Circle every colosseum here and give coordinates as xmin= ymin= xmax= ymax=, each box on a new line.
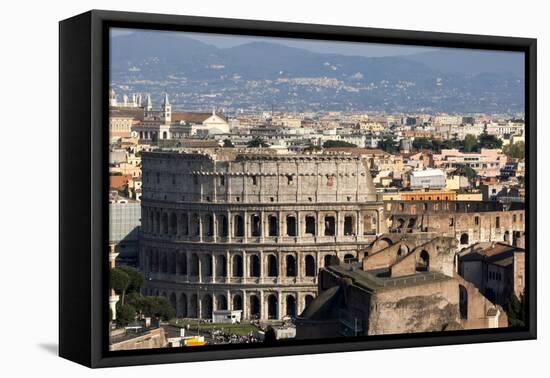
xmin=138 ymin=150 xmax=385 ymax=321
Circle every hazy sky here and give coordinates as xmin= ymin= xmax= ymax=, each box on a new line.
xmin=110 ymin=28 xmax=437 ymax=57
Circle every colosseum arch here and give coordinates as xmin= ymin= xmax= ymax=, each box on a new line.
xmin=324 ymin=215 xmax=336 ymax=236
xmin=178 ymin=293 xmax=187 ymax=318
xmin=249 ymin=255 xmax=261 ymax=277
xmin=189 ymin=254 xmax=199 ymax=276
xmin=267 ymin=294 xmax=278 ymax=320
xmin=343 ymin=253 xmax=355 ymax=263
xmin=168 ymin=252 xmax=176 ymax=274
xmin=234 ymin=214 xmax=244 ymax=237
xmin=204 ymin=214 xmax=214 ymax=237
xmin=216 ymin=255 xmax=227 ymax=277
xmin=304 ymin=294 xmax=315 ymax=309
xmin=363 ymin=213 xmax=377 ymax=235
xmin=250 ymin=294 xmax=260 ymax=318
xmin=343 ymin=214 xmax=356 ymax=236
xmin=202 ymin=294 xmax=213 ymax=319
xmin=286 ymin=255 xmax=297 ymax=277
xmin=323 ymin=254 xmax=335 ymax=267
xmin=286 ymin=295 xmax=297 ymax=317
xmin=161 ymin=213 xmax=169 ymax=235
xmin=286 ymin=214 xmax=297 ymax=237
xmin=160 ymin=252 xmax=168 ymax=273
xmin=216 ymin=294 xmax=228 ymax=310
xmin=232 ymin=255 xmax=243 ymax=277
xmin=148 ymin=211 xmax=154 ymax=233
xmin=395 ymin=217 xmax=405 ymax=231
xmin=180 ymin=213 xmax=188 ymax=235
xmin=267 ymin=214 xmax=278 ymax=236
xmin=305 ymin=255 xmax=316 ymax=277
xmin=154 ymin=212 xmax=160 ymax=234
xmin=267 ymin=255 xmax=278 ymax=277
xmin=232 ymin=294 xmax=243 ymax=311
xmin=305 ymin=214 xmax=316 ymax=235
xmin=177 ymin=252 xmax=187 ymax=275
xmin=201 ymin=254 xmax=212 ymax=278
xmin=189 ymin=294 xmax=198 ymax=318
xmin=191 ymin=214 xmax=201 ymax=236
xmin=416 ymin=250 xmax=430 ymax=272
xmin=218 ymin=214 xmax=228 ymax=237
xmin=251 ymin=214 xmax=261 ymax=237
xmin=169 ymin=213 xmax=178 ymax=235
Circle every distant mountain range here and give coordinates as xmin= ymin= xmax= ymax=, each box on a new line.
xmin=110 ymin=32 xmax=525 ymax=114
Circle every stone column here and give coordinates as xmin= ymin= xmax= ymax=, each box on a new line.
xmin=212 ymin=213 xmax=217 ymax=242
xmin=227 ymin=210 xmax=232 ymax=243
xmin=243 ymin=252 xmax=248 ymax=281
xmin=227 ymin=250 xmax=232 ymax=282
xmin=212 ymin=254 xmax=217 ymax=282
xmin=242 ymin=290 xmax=248 ymax=320
xmin=198 ymin=257 xmax=202 ymax=283
xmin=260 ymin=291 xmax=265 ymax=320
xmin=277 ymin=292 xmax=283 ymax=320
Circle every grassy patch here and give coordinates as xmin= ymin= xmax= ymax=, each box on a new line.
xmin=170 ymin=319 xmax=258 ymax=336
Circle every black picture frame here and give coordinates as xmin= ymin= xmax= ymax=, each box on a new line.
xmin=59 ymin=9 xmax=537 ymax=368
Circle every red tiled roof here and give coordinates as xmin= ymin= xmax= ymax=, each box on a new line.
xmin=110 ymin=174 xmax=133 ymax=190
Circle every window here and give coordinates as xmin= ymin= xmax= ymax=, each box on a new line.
xmin=286 ymin=215 xmax=297 ymax=237
xmin=305 ymin=216 xmax=316 ymax=235
xmin=475 ymin=216 xmax=480 ymax=226
xmin=220 ymin=176 xmax=225 ymax=186
xmin=496 ymin=216 xmax=501 ymax=228
xmin=324 ymin=216 xmax=336 ymax=236
xmin=287 ymin=175 xmax=293 ymax=185
xmin=268 ymin=215 xmax=278 ymax=236
xmin=252 ymin=176 xmax=257 ymax=186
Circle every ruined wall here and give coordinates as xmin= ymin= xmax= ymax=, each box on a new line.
xmin=390 ymin=237 xmax=457 ymax=278
xmin=368 ymin=279 xmax=461 ymax=335
xmin=386 ymin=200 xmax=525 ymax=248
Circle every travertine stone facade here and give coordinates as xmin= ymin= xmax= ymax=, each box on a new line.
xmin=139 ymin=151 xmax=385 ymax=321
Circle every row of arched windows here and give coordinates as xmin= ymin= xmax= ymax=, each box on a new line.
xmin=147 ymin=289 xmax=316 ymax=319
xmin=142 ymin=250 xmax=345 ymax=279
xmin=142 ymin=208 xmax=379 ymax=239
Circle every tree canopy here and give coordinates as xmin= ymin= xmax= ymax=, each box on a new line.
xmin=129 ymin=296 xmax=176 ymax=320
xmin=378 ymin=137 xmax=398 ymax=154
xmin=247 ymin=137 xmax=270 ymax=148
xmin=322 ymin=140 xmax=357 ymax=148
xmin=503 ymin=141 xmax=525 ymax=159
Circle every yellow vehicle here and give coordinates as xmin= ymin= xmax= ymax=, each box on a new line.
xmin=183 ymin=336 xmax=207 ymax=347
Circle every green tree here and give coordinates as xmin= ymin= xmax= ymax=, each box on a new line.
xmin=322 ymin=140 xmax=357 ymax=148
xmin=453 ymin=164 xmax=477 ymax=181
xmin=110 ymin=268 xmax=130 ymax=305
xmin=503 ymin=141 xmax=525 ymax=159
xmin=116 ymin=303 xmax=136 ymax=326
xmin=378 ymin=137 xmax=398 ymax=154
xmin=118 ymin=266 xmax=145 ymax=294
xmin=463 ymin=134 xmax=478 ymax=152
xmin=133 ymin=296 xmax=176 ymax=320
xmin=412 ymin=137 xmax=433 ymax=150
xmin=504 ymin=294 xmax=526 ymax=328
xmin=477 ymin=132 xmax=503 ymax=149
xmin=247 ymin=137 xmax=269 ymax=148
xmin=222 ymin=139 xmax=234 ymax=148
